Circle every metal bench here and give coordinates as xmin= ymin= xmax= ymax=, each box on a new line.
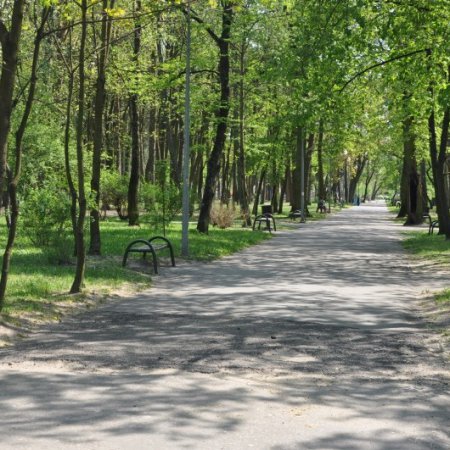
xmin=423 ymin=213 xmax=439 ymax=235
xmin=288 ymin=209 xmax=305 ymax=222
xmin=252 ymin=213 xmax=276 ymax=233
xmin=122 ymin=236 xmax=175 ymax=274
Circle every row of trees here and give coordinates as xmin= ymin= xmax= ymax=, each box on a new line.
xmin=0 ymin=0 xmax=449 ymax=307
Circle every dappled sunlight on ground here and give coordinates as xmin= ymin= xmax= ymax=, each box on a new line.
xmin=0 ymin=205 xmax=449 ymax=449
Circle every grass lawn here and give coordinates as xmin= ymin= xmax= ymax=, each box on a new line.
xmin=402 ymin=231 xmax=450 ymax=306
xmin=0 ymin=215 xmax=271 ymax=325
xmin=0 ymin=200 xmax=343 ymax=329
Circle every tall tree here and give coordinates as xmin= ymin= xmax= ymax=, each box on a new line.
xmin=127 ymin=0 xmax=142 ymax=226
xmin=0 ymin=4 xmax=50 ymax=307
xmin=70 ymin=0 xmax=89 ymax=293
xmin=191 ymin=1 xmax=234 ymax=233
xmin=89 ymin=0 xmax=115 ymax=254
xmin=0 ymin=0 xmax=25 ymax=203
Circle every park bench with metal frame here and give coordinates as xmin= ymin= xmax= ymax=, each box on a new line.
xmin=122 ymin=236 xmax=175 ymax=274
xmin=252 ymin=213 xmax=276 ymax=233
xmin=288 ymin=209 xmax=306 ymax=222
xmin=423 ymin=213 xmax=439 ymax=235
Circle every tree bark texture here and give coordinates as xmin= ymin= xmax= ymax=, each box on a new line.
xmin=402 ymin=117 xmax=424 ymax=225
xmin=89 ymin=0 xmax=114 ymax=255
xmin=127 ymin=0 xmax=142 ymax=226
xmin=0 ymin=0 xmax=25 ymax=202
xmin=196 ymin=2 xmax=233 ymax=233
xmin=317 ymin=121 xmax=326 ymax=201
xmin=70 ymin=0 xmax=88 ymax=294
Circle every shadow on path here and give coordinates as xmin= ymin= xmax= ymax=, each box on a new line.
xmin=0 ymin=204 xmax=448 ymax=449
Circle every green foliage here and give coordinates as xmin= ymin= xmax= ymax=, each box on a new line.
xmin=21 ymin=183 xmax=72 ymax=248
xmin=100 ymin=170 xmax=129 ymax=217
xmin=140 ymin=181 xmax=182 ymax=232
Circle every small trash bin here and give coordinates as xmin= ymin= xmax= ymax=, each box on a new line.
xmin=261 ymin=205 xmax=272 ymax=215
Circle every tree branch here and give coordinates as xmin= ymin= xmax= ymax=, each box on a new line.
xmin=183 ymin=7 xmax=221 ymax=44
xmin=339 ymin=48 xmax=429 ymax=93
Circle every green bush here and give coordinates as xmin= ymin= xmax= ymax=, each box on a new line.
xmin=100 ymin=170 xmax=129 ymax=219
xmin=21 ymin=184 xmax=73 ymax=263
xmin=140 ymin=181 xmax=181 ymax=232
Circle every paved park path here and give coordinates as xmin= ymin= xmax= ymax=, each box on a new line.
xmin=0 ymin=204 xmax=449 ymax=449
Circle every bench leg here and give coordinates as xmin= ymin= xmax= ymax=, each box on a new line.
xmin=122 ymin=251 xmax=129 ymax=267
xmin=148 ymin=247 xmax=158 ymax=274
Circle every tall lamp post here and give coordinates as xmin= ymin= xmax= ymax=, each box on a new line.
xmin=181 ymin=1 xmax=191 ymax=256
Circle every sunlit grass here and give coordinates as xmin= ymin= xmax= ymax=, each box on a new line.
xmin=402 ymin=231 xmax=450 ymax=336
xmin=0 ymin=216 xmax=270 ymax=321
xmin=435 ymin=289 xmax=450 ymax=305
xmin=402 ymin=231 xmax=450 ymax=265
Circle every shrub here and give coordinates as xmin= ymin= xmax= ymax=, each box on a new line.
xmin=21 ymin=184 xmax=73 ymax=263
xmin=210 ymin=205 xmax=236 ymax=229
xmin=100 ymin=170 xmax=129 ymax=219
xmin=141 ymin=181 xmax=181 ymax=232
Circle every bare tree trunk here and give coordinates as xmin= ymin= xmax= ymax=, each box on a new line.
xmin=291 ymin=127 xmax=304 ymax=211
xmin=70 ymin=0 xmax=88 ymax=293
xmin=195 ymin=3 xmax=233 ymax=233
xmin=127 ymin=0 xmax=142 ymax=226
xmin=402 ymin=117 xmax=424 ymax=225
xmin=89 ymin=0 xmax=114 ymax=255
xmin=252 ymin=169 xmax=266 ymax=216
xmin=0 ymin=0 xmax=25 ymax=203
xmin=348 ymin=155 xmax=367 ymax=203
xmin=317 ymin=120 xmax=326 ymax=201
xmin=362 ymin=162 xmax=375 ymax=203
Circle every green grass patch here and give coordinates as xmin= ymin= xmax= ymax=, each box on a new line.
xmin=0 ymin=217 xmax=270 ymax=322
xmin=402 ymin=230 xmax=450 ymax=338
xmin=435 ymin=289 xmax=450 ymax=305
xmin=402 ymin=231 xmax=450 ymax=265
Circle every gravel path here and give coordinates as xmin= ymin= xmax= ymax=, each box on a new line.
xmin=0 ymin=204 xmax=449 ymax=449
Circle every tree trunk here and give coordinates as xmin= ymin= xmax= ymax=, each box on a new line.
xmin=291 ymin=127 xmax=304 ymax=211
xmin=305 ymin=133 xmax=315 ymax=205
xmin=348 ymin=155 xmax=367 ymax=203
xmin=252 ymin=169 xmax=266 ymax=216
xmin=237 ymin=40 xmax=251 ymax=224
xmin=0 ymin=0 xmax=25 ymax=202
xmin=429 ymin=104 xmax=450 ymax=237
xmin=278 ymin=164 xmax=289 ymax=214
xmin=317 ymin=120 xmax=326 ymax=202
xmin=362 ymin=162 xmax=375 ymax=203
xmin=402 ymin=117 xmax=424 ymax=225
xmin=89 ymin=0 xmax=114 ymax=255
xmin=70 ymin=0 xmax=88 ymax=294
xmin=127 ymin=0 xmax=142 ymax=226
xmin=196 ymin=3 xmax=233 ymax=233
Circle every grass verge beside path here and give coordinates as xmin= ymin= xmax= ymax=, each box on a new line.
xmin=1 ymin=202 xmax=341 ymax=339
xmin=0 ymin=219 xmax=270 ymax=337
xmin=402 ymin=231 xmax=450 ymax=339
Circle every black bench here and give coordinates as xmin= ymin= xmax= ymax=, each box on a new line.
xmin=316 ymin=200 xmax=327 ymax=213
xmin=423 ymin=213 xmax=439 ymax=235
xmin=122 ymin=236 xmax=175 ymax=274
xmin=253 ymin=213 xmax=276 ymax=233
xmin=288 ymin=209 xmax=305 ymax=222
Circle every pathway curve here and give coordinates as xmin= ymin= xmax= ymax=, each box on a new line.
xmin=0 ymin=204 xmax=449 ymax=449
